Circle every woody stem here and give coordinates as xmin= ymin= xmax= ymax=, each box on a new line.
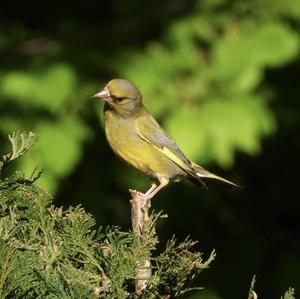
xmin=129 ymin=189 xmax=152 ymax=295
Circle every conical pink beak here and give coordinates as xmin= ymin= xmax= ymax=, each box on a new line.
xmin=92 ymin=87 xmax=110 ymax=99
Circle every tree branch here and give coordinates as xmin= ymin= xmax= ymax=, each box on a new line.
xmin=129 ymin=189 xmax=152 ymax=295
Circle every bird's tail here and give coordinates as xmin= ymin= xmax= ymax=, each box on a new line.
xmin=190 ymin=162 xmax=239 ymax=188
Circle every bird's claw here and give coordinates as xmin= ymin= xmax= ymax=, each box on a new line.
xmin=129 ymin=189 xmax=150 ymax=208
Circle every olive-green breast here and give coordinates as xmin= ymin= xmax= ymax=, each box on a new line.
xmin=103 ymin=107 xmax=186 ymax=182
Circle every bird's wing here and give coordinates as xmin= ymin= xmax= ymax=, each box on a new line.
xmin=135 ymin=110 xmax=237 ymax=188
xmin=136 ymin=113 xmax=194 ymax=175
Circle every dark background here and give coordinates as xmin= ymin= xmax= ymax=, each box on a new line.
xmin=0 ymin=0 xmax=299 ymax=298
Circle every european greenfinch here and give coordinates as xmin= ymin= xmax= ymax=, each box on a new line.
xmin=93 ymin=79 xmax=238 ymax=200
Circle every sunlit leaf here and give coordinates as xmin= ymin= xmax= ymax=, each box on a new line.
xmin=19 ymin=117 xmax=90 ymax=192
xmin=165 ymin=96 xmax=276 ymax=167
xmin=1 ymin=64 xmax=76 ymax=112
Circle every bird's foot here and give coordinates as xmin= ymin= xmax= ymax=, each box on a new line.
xmin=129 ymin=189 xmax=144 ymax=198
xmin=129 ymin=189 xmax=151 ymax=209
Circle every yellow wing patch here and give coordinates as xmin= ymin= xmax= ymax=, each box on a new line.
xmin=137 ymin=132 xmax=192 ymax=174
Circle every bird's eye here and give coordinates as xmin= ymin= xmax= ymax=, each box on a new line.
xmin=111 ymin=96 xmax=124 ymax=102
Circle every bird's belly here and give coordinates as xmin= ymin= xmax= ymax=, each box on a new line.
xmin=105 ymin=123 xmax=183 ymax=181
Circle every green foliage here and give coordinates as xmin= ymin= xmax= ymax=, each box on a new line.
xmin=0 ymin=134 xmax=214 ymax=298
xmin=0 ymin=1 xmax=299 ymax=296
xmin=281 ymin=288 xmax=295 ymax=299
xmin=0 ymin=131 xmax=38 ymax=174
xmin=151 ymin=238 xmax=215 ymax=298
xmin=0 ymin=0 xmax=299 ymax=193
xmin=246 ymin=275 xmax=295 ymax=299
xmin=1 ymin=138 xmax=295 ymax=299
xmin=20 ymin=117 xmax=90 ymax=191
xmin=1 ymin=64 xmax=76 ymax=111
xmin=118 ymin=0 xmax=300 ymax=167
xmin=0 ymin=64 xmax=91 ymax=193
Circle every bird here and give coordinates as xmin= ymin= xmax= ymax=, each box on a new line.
xmin=93 ymin=79 xmax=238 ymax=201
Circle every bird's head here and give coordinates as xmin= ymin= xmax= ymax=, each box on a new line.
xmin=93 ymin=79 xmax=142 ymax=117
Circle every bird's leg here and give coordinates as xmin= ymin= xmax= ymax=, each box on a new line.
xmin=129 ymin=179 xmax=167 ymax=204
xmin=139 ymin=183 xmax=156 ymax=208
xmin=144 ymin=179 xmax=168 ymax=201
xmin=144 ymin=183 xmax=157 ymax=197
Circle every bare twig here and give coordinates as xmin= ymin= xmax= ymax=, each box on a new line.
xmin=129 ymin=189 xmax=152 ymax=295
xmin=247 ymin=275 xmax=257 ymax=299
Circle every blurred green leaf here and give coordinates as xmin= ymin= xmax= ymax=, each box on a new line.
xmin=0 ymin=62 xmax=91 ymax=192
xmin=210 ymin=22 xmax=299 ymax=80
xmin=1 ymin=64 xmax=76 ymax=112
xmin=165 ymin=96 xmax=275 ymax=167
xmin=118 ymin=9 xmax=298 ymax=170
xmin=18 ymin=117 xmax=90 ymax=192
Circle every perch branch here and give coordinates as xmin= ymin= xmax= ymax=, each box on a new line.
xmin=129 ymin=189 xmax=152 ymax=295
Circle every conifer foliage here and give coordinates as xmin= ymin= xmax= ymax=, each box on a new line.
xmin=0 ymin=132 xmax=215 ymax=298
xmin=0 ymin=133 xmax=295 ymax=298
